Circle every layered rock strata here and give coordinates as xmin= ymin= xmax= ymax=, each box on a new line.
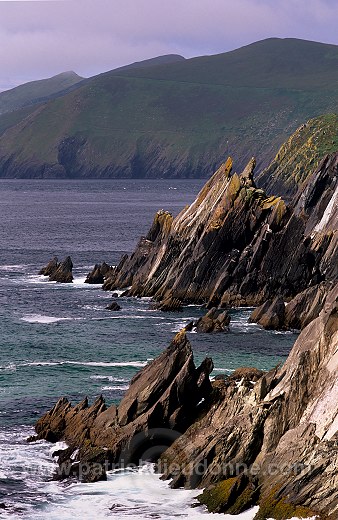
xmin=33 ymin=284 xmax=338 ymax=518
xmin=31 ymin=331 xmax=213 ymax=481
xmin=102 ymin=154 xmax=337 ymax=320
xmin=161 ymin=283 xmax=338 ymax=519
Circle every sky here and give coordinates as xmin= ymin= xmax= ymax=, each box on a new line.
xmin=0 ymin=0 xmax=338 ymax=91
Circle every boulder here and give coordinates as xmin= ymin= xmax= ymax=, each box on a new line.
xmin=194 ymin=307 xmax=230 ymax=333
xmin=106 ymin=301 xmax=121 ymax=311
xmin=85 ymin=262 xmax=113 ymax=284
xmin=48 ymin=256 xmax=73 ymax=283
xmin=249 ymin=297 xmax=285 ymax=330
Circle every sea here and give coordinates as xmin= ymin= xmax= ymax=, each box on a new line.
xmin=0 ymin=179 xmax=299 ymax=519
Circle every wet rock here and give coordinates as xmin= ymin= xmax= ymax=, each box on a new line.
xmin=48 ymin=256 xmax=73 ymax=283
xmin=85 ymin=262 xmax=113 ymax=284
xmin=249 ymin=298 xmax=285 ymax=330
xmin=106 ymin=301 xmax=121 ymax=311
xmin=155 ymin=295 xmax=183 ymax=312
xmin=39 ymin=256 xmax=58 ymax=276
xmin=194 ymin=307 xmax=230 ymax=333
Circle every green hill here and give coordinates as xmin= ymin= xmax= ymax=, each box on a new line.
xmin=0 ymin=38 xmax=337 ymax=179
xmin=0 ymin=71 xmax=84 ymax=116
xmin=256 ymin=113 xmax=338 ymax=198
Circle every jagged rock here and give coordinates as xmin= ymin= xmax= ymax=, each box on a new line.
xmin=33 ymin=331 xmax=213 ymax=478
xmin=284 ymin=281 xmax=332 ymax=330
xmin=85 ymin=262 xmax=113 ymax=284
xmin=39 ymin=256 xmax=58 ymax=276
xmin=249 ymin=298 xmax=285 ymax=330
xmin=155 ymin=295 xmax=183 ymax=312
xmin=48 ymin=256 xmax=73 ymax=283
xmin=159 ymin=283 xmax=338 ymax=519
xmin=103 ymin=153 xmax=337 ymax=311
xmin=194 ymin=307 xmax=230 ymax=333
xmin=106 ymin=301 xmax=121 ymax=311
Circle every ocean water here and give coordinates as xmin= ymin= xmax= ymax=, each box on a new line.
xmin=0 ymin=180 xmax=298 ymax=519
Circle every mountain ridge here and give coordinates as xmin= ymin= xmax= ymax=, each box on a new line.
xmin=0 ymin=38 xmax=337 ymax=180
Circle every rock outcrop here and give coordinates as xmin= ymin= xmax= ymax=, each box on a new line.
xmin=160 ymin=282 xmax=338 ymax=519
xmin=190 ymin=307 xmax=231 ymax=333
xmin=102 ymin=152 xmax=337 ymax=315
xmin=251 ymin=281 xmax=335 ymax=331
xmin=39 ymin=255 xmax=74 ymax=283
xmin=32 ymin=283 xmax=338 ymax=518
xmin=249 ymin=298 xmax=286 ymax=330
xmin=39 ymin=256 xmax=58 ymax=276
xmin=106 ymin=301 xmax=121 ymax=311
xmin=32 ymin=331 xmax=213 ymax=480
xmin=85 ymin=262 xmax=113 ymax=284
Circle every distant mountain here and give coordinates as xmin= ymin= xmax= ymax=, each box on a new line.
xmin=0 ymin=71 xmax=84 ymax=116
xmin=111 ymin=54 xmax=185 ymax=72
xmin=0 ymin=39 xmax=337 ymax=179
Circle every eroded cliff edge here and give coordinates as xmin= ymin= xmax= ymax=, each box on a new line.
xmin=32 ymin=283 xmax=338 ymax=519
xmin=102 ymin=151 xmax=337 ymax=323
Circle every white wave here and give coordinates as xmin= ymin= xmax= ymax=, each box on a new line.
xmin=72 ymin=276 xmax=87 ymax=285
xmin=101 ymin=385 xmax=129 ymax=391
xmin=24 ymin=462 xmax=259 ymax=519
xmin=21 ymin=314 xmax=73 ymax=324
xmin=0 ymin=264 xmax=30 ymax=272
xmin=213 ymin=367 xmax=235 ymax=372
xmin=90 ymin=375 xmax=129 ymax=382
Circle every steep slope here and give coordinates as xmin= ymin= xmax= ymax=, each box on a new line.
xmin=256 ymin=113 xmax=338 ymax=199
xmin=0 ymin=71 xmax=84 ymax=116
xmin=0 ymin=38 xmax=338 ymax=179
xmin=103 ymin=151 xmax=337 ymax=309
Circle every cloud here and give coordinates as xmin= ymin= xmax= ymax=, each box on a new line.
xmin=0 ymin=0 xmax=338 ymax=88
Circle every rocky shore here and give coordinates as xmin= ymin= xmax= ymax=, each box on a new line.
xmin=31 ymin=283 xmax=337 ymax=518
xmin=32 ymin=133 xmax=337 ymax=518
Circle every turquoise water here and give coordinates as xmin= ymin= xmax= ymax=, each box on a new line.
xmin=0 ymin=180 xmax=297 ymax=518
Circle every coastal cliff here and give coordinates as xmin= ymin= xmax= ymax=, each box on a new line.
xmin=102 ymin=151 xmax=337 ymax=321
xmin=32 ymin=283 xmax=338 ymax=518
xmin=32 ymin=131 xmax=337 ymax=517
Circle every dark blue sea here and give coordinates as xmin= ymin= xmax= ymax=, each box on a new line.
xmin=0 ymin=179 xmax=297 ymax=519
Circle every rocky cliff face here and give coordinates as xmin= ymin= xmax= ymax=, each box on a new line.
xmin=32 ymin=283 xmax=338 ymax=518
xmin=161 ymin=282 xmax=338 ymax=519
xmin=103 ymin=152 xmax=337 ymax=319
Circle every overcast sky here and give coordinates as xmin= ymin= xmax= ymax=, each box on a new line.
xmin=1 ymin=0 xmax=338 ymax=91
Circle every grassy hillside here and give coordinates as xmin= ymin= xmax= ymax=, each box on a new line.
xmin=0 ymin=71 xmax=83 ymax=116
xmin=256 ymin=113 xmax=338 ymax=198
xmin=0 ymin=39 xmax=337 ymax=179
